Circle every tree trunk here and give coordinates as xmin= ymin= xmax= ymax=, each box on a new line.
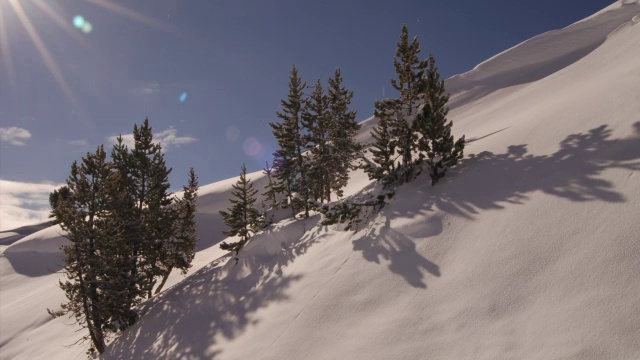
xmin=154 ymin=265 xmax=173 ymax=295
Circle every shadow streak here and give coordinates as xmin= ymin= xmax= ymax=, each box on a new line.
xmin=429 ymin=123 xmax=640 ymax=219
xmin=351 ymin=122 xmax=640 ymax=288
xmin=104 ymin=217 xmax=324 ymax=359
xmin=353 ymin=215 xmax=441 ymax=289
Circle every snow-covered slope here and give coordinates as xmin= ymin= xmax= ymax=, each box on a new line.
xmin=2 ymin=2 xmax=640 ymax=359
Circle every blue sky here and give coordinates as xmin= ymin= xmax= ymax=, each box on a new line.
xmin=0 ymin=0 xmax=615 ymax=191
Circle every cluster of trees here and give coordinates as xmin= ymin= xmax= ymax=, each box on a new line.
xmin=268 ymin=67 xmax=362 ymax=218
xmin=50 ymin=24 xmax=465 ymax=356
xmin=217 ymin=24 xmax=466 ymax=257
xmin=49 ymin=119 xmax=198 ymax=355
xmin=217 ymin=68 xmax=362 ymax=257
xmin=365 ymin=25 xmax=465 ymax=187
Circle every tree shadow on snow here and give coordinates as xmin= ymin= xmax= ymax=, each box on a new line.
xmin=103 ymin=217 xmax=326 ymax=359
xmin=426 ymin=122 xmax=640 ymax=219
xmin=353 ymin=215 xmax=441 ymax=289
xmin=351 ymin=122 xmax=640 ymax=288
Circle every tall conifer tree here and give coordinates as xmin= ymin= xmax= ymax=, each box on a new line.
xmin=303 ymin=79 xmax=332 ymax=202
xmin=111 ymin=118 xmax=174 ymax=300
xmin=415 ymin=55 xmax=465 ymax=185
xmin=327 ymin=68 xmax=361 ymax=199
xmin=389 ymin=24 xmax=429 ymax=181
xmin=270 ymin=66 xmax=311 ymax=218
xmin=155 ymin=167 xmax=199 ymax=294
xmin=54 ymin=146 xmax=114 ymax=354
xmin=219 ymin=164 xmax=260 ymax=259
xmin=365 ymin=101 xmax=398 ymax=187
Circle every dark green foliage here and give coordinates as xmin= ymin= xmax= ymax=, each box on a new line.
xmin=320 ymin=194 xmax=388 ymax=232
xmin=262 ymin=161 xmax=278 ymax=209
xmin=365 ymin=101 xmax=398 ymax=187
xmin=367 ymin=25 xmax=464 ymax=187
xmin=327 ymin=68 xmax=361 ymax=198
xmin=54 ymin=145 xmax=114 ymax=354
xmin=155 ymin=167 xmax=199 ymax=295
xmin=270 ymin=66 xmax=310 ymax=218
xmin=48 ymin=185 xmax=70 ymax=224
xmin=390 ymin=24 xmax=429 ymax=180
xmin=219 ymin=164 xmax=260 ymax=259
xmin=53 ymin=118 xmax=197 ymax=356
xmin=303 ymin=79 xmax=332 ymax=202
xmin=111 ymin=118 xmax=175 ymax=301
xmin=415 ymin=55 xmax=465 ymax=185
xmin=391 ymin=24 xmax=428 ymax=116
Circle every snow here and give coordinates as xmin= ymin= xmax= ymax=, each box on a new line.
xmin=2 ymin=2 xmax=640 ymax=359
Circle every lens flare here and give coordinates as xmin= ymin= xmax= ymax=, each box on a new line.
xmin=73 ymin=15 xmax=85 ymax=28
xmin=9 ymin=0 xmax=83 ymax=119
xmin=179 ymin=92 xmax=188 ymax=102
xmin=1 ymin=0 xmax=180 ymax=124
xmin=81 ymin=21 xmax=93 ymax=33
xmin=243 ymin=137 xmax=263 ymax=158
xmin=33 ymin=1 xmax=89 ymax=47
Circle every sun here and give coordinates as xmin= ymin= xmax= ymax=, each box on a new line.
xmin=0 ymin=0 xmax=178 ymax=120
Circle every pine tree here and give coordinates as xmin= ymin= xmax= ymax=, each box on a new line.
xmin=48 ymin=185 xmax=70 ymax=224
xmin=389 ymin=24 xmax=429 ymax=182
xmin=111 ymin=118 xmax=174 ymax=301
xmin=391 ymin=24 xmax=427 ymax=117
xmin=270 ymin=65 xmax=311 ymax=218
xmin=365 ymin=101 xmax=398 ymax=187
xmin=327 ymin=68 xmax=361 ymax=199
xmin=271 ymin=149 xmax=296 ymax=218
xmin=302 ymin=79 xmax=332 ymax=202
xmin=415 ymin=55 xmax=465 ymax=185
xmin=262 ymin=161 xmax=279 ymax=210
xmin=108 ymin=136 xmax=143 ymax=327
xmin=219 ymin=164 xmax=260 ymax=259
xmin=54 ymin=145 xmax=114 ymax=354
xmin=154 ymin=167 xmax=199 ymax=295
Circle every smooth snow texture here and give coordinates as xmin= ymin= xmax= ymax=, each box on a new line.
xmin=2 ymin=2 xmax=640 ymax=359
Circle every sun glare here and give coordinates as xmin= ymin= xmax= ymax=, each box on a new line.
xmin=0 ymin=0 xmax=180 ymax=122
xmin=7 ymin=0 xmax=80 ymax=116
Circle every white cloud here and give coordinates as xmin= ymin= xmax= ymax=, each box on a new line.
xmin=67 ymin=139 xmax=88 ymax=146
xmin=0 ymin=127 xmax=32 ymax=146
xmin=0 ymin=179 xmax=64 ymax=231
xmin=129 ymin=83 xmax=160 ymax=96
xmin=107 ymin=126 xmax=197 ymax=152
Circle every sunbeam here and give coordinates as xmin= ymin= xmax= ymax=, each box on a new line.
xmin=84 ymin=0 xmax=180 ymax=35
xmin=31 ymin=0 xmax=91 ymax=49
xmin=8 ymin=0 xmax=84 ymax=120
xmin=0 ymin=4 xmax=16 ymax=89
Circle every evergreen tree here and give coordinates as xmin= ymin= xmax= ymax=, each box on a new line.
xmin=48 ymin=185 xmax=70 ymax=224
xmin=391 ymin=24 xmax=427 ymax=117
xmin=302 ymin=79 xmax=332 ymax=202
xmin=262 ymin=161 xmax=279 ymax=210
xmin=271 ymin=149 xmax=296 ymax=218
xmin=327 ymin=68 xmax=361 ymax=199
xmin=154 ymin=167 xmax=199 ymax=295
xmin=54 ymin=145 xmax=114 ymax=354
xmin=111 ymin=118 xmax=174 ymax=301
xmin=389 ymin=24 xmax=429 ymax=182
xmin=219 ymin=164 xmax=260 ymax=259
xmin=365 ymin=101 xmax=398 ymax=187
xmin=415 ymin=55 xmax=465 ymax=185
xmin=270 ymin=65 xmax=311 ymax=218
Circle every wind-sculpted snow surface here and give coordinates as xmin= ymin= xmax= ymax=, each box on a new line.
xmin=446 ymin=1 xmax=640 ymax=108
xmin=2 ymin=2 xmax=640 ymax=359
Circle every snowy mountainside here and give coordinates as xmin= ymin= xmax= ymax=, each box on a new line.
xmin=1 ymin=2 xmax=640 ymax=359
xmin=446 ymin=1 xmax=640 ymax=109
